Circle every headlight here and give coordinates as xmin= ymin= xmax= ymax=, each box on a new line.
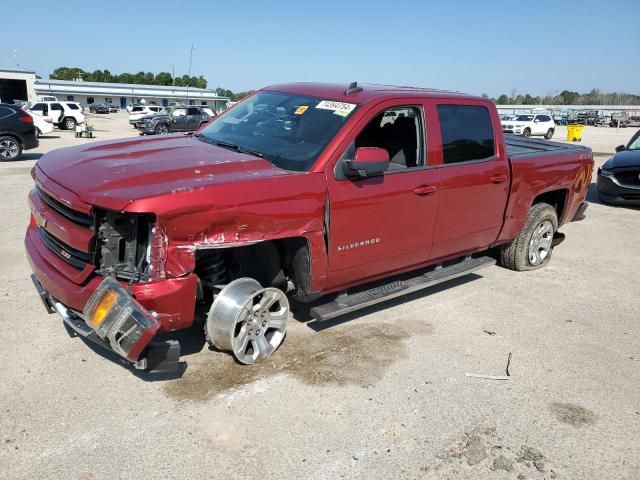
xmin=84 ymin=276 xmax=159 ymax=361
xmin=599 ymin=168 xmax=614 ymax=177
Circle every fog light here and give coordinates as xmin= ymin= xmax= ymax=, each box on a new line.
xmin=84 ymin=277 xmax=159 ymax=361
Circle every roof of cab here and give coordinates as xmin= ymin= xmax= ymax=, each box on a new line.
xmin=263 ymin=82 xmax=479 ymax=104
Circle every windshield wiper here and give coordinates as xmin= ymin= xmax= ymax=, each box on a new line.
xmin=214 ymin=140 xmax=264 ymax=158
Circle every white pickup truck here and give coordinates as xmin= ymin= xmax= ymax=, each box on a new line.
xmin=501 ymin=114 xmax=555 ymax=139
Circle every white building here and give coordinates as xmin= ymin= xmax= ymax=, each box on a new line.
xmin=0 ymin=68 xmax=229 ymax=111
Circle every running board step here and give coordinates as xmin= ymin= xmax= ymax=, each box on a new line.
xmin=310 ymin=256 xmax=496 ymax=322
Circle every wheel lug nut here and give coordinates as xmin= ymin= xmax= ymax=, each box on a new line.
xmin=256 ymin=329 xmax=261 ymax=335
xmin=262 ymin=321 xmax=267 ymax=327
xmin=248 ymin=329 xmax=253 ymax=335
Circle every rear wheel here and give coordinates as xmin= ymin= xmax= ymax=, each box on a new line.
xmin=523 ymin=128 xmax=531 ymax=137
xmin=544 ymin=129 xmax=554 ymax=140
xmin=63 ymin=117 xmax=76 ymax=130
xmin=0 ymin=136 xmax=22 ymax=161
xmin=500 ymin=203 xmax=558 ymax=271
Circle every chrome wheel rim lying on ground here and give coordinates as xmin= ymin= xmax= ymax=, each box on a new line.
xmin=207 ymin=278 xmax=289 ymax=364
xmin=528 ymin=220 xmax=553 ymax=265
xmin=0 ymin=139 xmax=19 ymax=159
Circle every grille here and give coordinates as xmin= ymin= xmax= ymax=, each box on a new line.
xmin=36 ymin=186 xmax=92 ymax=227
xmin=613 ymin=170 xmax=640 ymax=187
xmin=38 ymin=227 xmax=93 ymax=270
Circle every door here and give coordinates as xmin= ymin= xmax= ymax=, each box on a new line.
xmin=326 ymin=101 xmax=440 ymax=289
xmin=429 ymin=103 xmax=509 ymax=259
xmin=49 ymin=103 xmax=65 ymax=124
xmin=186 ymin=107 xmax=202 ymax=130
xmin=120 ymin=97 xmax=127 ymax=109
xmin=171 ymin=108 xmax=188 ymax=130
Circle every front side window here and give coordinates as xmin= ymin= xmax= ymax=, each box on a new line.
xmin=437 ymin=105 xmax=495 ymax=164
xmin=172 ymin=108 xmax=187 ymax=117
xmin=199 ymin=91 xmax=358 ymax=172
xmin=515 ymin=115 xmax=534 ymax=122
xmin=341 ymin=106 xmax=424 ymax=171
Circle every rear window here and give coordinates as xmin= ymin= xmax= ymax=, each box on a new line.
xmin=66 ymin=103 xmax=79 ymax=110
xmin=0 ymin=106 xmax=14 ymax=119
xmin=437 ymin=105 xmax=495 ymax=164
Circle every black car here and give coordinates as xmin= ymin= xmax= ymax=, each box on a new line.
xmin=597 ymin=129 xmax=640 ymax=205
xmin=0 ymin=104 xmax=38 ymax=161
xmin=89 ymin=103 xmax=109 ymax=114
xmin=136 ymin=106 xmax=212 ymax=135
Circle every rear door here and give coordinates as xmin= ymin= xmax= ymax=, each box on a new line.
xmin=429 ymin=102 xmax=509 ymax=260
xmin=186 ymin=107 xmax=202 ymax=130
xmin=49 ymin=103 xmax=64 ymax=123
xmin=326 ymin=99 xmax=441 ymax=289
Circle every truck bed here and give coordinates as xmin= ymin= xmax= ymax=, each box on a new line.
xmin=505 ymin=134 xmax=589 ymax=159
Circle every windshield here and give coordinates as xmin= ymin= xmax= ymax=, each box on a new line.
xmin=198 ymin=91 xmax=358 ymax=172
xmin=515 ymin=115 xmax=534 ymax=121
xmin=627 ymin=131 xmax=640 ymax=150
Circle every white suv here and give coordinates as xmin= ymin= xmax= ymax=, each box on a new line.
xmin=28 ymin=101 xmax=85 ymax=130
xmin=128 ymin=106 xmax=163 ymax=126
xmin=502 ymin=114 xmax=555 ymax=139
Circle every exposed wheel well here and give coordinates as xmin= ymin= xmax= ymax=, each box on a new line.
xmin=532 ymin=189 xmax=567 ymax=221
xmin=194 ymin=237 xmax=313 ymax=301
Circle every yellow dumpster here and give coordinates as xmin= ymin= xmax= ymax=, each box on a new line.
xmin=567 ymin=124 xmax=585 ymax=142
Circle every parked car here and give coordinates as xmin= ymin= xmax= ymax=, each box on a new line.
xmin=500 ymin=114 xmax=516 ymax=122
xmin=136 ymin=106 xmax=212 ymax=135
xmin=597 ymin=129 xmax=640 ymax=205
xmin=502 ymin=114 xmax=555 ymax=139
xmin=26 ymin=82 xmax=593 ymax=372
xmin=0 ymin=103 xmax=38 ymax=161
xmin=574 ymin=110 xmax=605 ymax=126
xmin=128 ymin=105 xmax=163 ymax=126
xmin=89 ymin=103 xmax=109 ymax=114
xmin=28 ymin=111 xmax=54 ymax=137
xmin=609 ymin=112 xmax=640 ymax=128
xmin=107 ymin=104 xmax=119 ymax=113
xmin=28 ymin=101 xmax=85 ymax=130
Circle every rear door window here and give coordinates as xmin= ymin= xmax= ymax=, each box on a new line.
xmin=31 ymin=103 xmax=45 ymax=112
xmin=66 ymin=103 xmax=79 ymax=110
xmin=437 ymin=105 xmax=495 ymax=164
xmin=187 ymin=107 xmax=200 ymax=115
xmin=50 ymin=103 xmax=63 ymax=111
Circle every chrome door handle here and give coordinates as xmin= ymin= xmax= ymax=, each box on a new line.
xmin=413 ymin=185 xmax=437 ymax=196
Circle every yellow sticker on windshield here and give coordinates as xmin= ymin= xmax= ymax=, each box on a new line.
xmin=295 ymin=105 xmax=309 ymax=115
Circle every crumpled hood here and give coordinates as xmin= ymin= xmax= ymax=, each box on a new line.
xmin=602 ymin=149 xmax=640 ymax=169
xmin=36 ymin=134 xmax=292 ymax=211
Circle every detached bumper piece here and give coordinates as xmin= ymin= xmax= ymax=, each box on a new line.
xmin=32 ymin=275 xmax=182 ymax=376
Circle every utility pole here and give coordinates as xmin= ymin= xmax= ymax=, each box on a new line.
xmin=14 ymin=49 xmax=19 ymax=69
xmin=172 ymin=66 xmax=175 ymax=86
xmin=185 ymin=45 xmax=193 ymax=106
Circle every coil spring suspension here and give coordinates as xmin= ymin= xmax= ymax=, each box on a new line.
xmin=197 ymin=251 xmax=228 ymax=288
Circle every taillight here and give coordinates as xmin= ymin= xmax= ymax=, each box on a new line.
xmin=18 ymin=109 xmax=33 ymax=123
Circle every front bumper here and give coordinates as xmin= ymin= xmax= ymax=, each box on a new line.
xmin=137 ymin=124 xmax=155 ymax=134
xmin=31 ymin=274 xmax=183 ymax=375
xmin=597 ymin=173 xmax=640 ymax=206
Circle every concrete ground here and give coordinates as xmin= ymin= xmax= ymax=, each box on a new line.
xmin=0 ymin=114 xmax=638 ymax=479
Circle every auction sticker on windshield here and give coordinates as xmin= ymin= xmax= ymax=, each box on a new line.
xmin=315 ymin=100 xmax=357 ymax=117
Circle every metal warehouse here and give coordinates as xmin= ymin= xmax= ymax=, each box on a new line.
xmin=0 ymin=68 xmax=229 ymax=111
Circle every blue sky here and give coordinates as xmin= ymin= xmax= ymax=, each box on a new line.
xmin=3 ymin=0 xmax=638 ymax=96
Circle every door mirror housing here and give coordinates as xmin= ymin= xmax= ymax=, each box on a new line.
xmin=615 ymin=144 xmax=626 ymax=153
xmin=343 ymin=147 xmax=390 ymax=178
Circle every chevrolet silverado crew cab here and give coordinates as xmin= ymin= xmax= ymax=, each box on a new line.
xmin=26 ymin=82 xmax=593 ymax=373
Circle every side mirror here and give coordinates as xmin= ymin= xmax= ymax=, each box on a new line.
xmin=343 ymin=147 xmax=390 ymax=178
xmin=615 ymin=144 xmax=625 ymax=153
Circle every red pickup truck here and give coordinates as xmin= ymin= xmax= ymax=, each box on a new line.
xmin=25 ymin=82 xmax=593 ymax=373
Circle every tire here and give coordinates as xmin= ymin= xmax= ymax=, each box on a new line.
xmin=544 ymin=129 xmax=554 ymax=140
xmin=523 ymin=128 xmax=531 ymax=137
xmin=199 ymin=122 xmax=208 ymax=129
xmin=499 ymin=203 xmax=558 ymax=271
xmin=0 ymin=136 xmax=22 ymax=161
xmin=63 ymin=117 xmax=76 ymax=130
xmin=155 ymin=123 xmax=169 ymax=135
xmin=36 ymin=128 xmax=41 ymax=138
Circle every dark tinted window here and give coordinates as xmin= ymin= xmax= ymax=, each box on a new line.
xmin=0 ymin=106 xmax=14 ymax=119
xmin=437 ymin=105 xmax=495 ymax=164
xmin=31 ymin=103 xmax=45 ymax=112
xmin=66 ymin=103 xmax=79 ymax=110
xmin=51 ymin=103 xmax=63 ymax=111
xmin=187 ymin=107 xmax=200 ymax=115
xmin=539 ymin=115 xmax=551 ymax=122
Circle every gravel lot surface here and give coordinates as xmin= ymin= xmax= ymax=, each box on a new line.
xmin=1 ymin=113 xmax=638 ymax=479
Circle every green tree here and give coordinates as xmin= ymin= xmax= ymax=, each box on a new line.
xmin=496 ymin=94 xmax=509 ymax=104
xmin=559 ymin=90 xmax=579 ymax=105
xmin=50 ymin=67 xmax=86 ymax=81
xmin=155 ymin=72 xmax=173 ymax=86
